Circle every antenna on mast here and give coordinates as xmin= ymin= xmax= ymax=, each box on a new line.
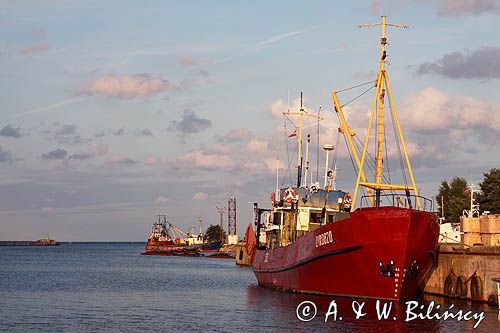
xmin=276 ymin=158 xmax=280 ymax=200
xmin=297 ymin=91 xmax=304 ymax=188
xmin=287 ymin=90 xmax=290 ymax=112
xmin=283 ymin=92 xmax=322 ymax=189
xmin=216 ymin=203 xmax=226 ymax=243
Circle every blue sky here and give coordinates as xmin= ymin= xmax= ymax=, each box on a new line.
xmin=1 ymin=0 xmax=499 ymax=241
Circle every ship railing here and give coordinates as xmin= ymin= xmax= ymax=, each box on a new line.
xmin=360 ymin=193 xmax=434 ymax=212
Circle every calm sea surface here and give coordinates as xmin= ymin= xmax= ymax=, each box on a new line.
xmin=0 ymin=243 xmax=498 ymax=332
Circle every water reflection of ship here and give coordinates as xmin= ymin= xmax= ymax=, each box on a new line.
xmin=249 ymin=16 xmax=439 ymax=301
xmin=245 ymin=285 xmax=473 ymax=332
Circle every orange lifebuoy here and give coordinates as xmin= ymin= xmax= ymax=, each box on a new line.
xmin=343 ymin=193 xmax=352 ymax=206
xmin=270 ymin=192 xmax=276 ymax=204
xmin=284 ymin=187 xmax=296 ymax=203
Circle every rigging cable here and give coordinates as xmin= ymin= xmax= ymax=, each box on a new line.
xmin=282 ymin=120 xmax=293 ymax=186
xmin=282 ymin=145 xmax=298 ymax=187
xmin=336 ymin=80 xmax=374 ymax=93
xmin=354 ymin=135 xmax=394 ymax=195
xmin=382 ymin=115 xmax=393 ymax=204
xmin=332 ymin=128 xmax=340 ymax=167
xmin=388 ymin=92 xmax=408 ymax=186
xmin=341 ymin=86 xmax=375 ymax=108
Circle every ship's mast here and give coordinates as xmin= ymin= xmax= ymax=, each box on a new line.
xmin=463 ymin=181 xmax=480 ymax=218
xmin=297 ymin=92 xmax=304 ymax=187
xmin=349 ymin=15 xmax=421 ymax=210
xmin=216 ymin=203 xmax=226 ymax=243
xmin=283 ymin=92 xmax=321 ymax=188
xmin=304 ymin=134 xmax=310 ymax=188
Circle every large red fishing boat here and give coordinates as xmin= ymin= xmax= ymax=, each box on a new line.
xmin=249 ymin=16 xmax=439 ymax=301
xmin=143 ymin=214 xmax=181 ymax=254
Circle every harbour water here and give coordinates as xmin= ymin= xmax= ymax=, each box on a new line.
xmin=0 ymin=243 xmax=498 ymax=332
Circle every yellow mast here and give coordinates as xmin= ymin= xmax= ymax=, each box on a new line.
xmin=349 ymin=15 xmax=422 ymax=210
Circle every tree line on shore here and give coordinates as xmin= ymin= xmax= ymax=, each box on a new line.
xmin=437 ymin=168 xmax=500 ymax=223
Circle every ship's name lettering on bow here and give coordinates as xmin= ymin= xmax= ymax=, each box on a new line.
xmin=316 ymin=231 xmax=333 ymax=247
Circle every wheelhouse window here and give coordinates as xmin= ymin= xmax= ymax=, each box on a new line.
xmin=310 ymin=211 xmax=324 ymax=225
xmin=272 ymin=212 xmax=282 ymax=225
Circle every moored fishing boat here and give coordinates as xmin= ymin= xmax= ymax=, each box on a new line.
xmin=141 ymin=215 xmax=224 ymax=256
xmin=249 ymin=16 xmax=439 ymax=301
xmin=142 ymin=214 xmax=182 ymax=255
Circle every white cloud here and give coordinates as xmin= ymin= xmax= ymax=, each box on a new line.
xmin=246 ymin=138 xmax=269 ymax=154
xmin=41 ymin=207 xmax=55 ymax=213
xmin=154 ymin=196 xmax=169 ymax=203
xmin=400 ymin=87 xmax=500 ymax=137
xmin=192 ymin=192 xmax=208 ymax=200
xmin=174 ymin=150 xmax=235 ymax=171
xmin=70 ymin=144 xmax=109 ymax=160
xmin=82 ymin=74 xmax=177 ymax=99
xmin=145 ymin=156 xmax=162 ymax=166
xmin=19 ymin=43 xmax=50 ymax=55
xmin=219 ymin=128 xmax=254 ymax=143
xmin=106 ymin=155 xmax=137 ymax=165
xmin=332 ymin=87 xmax=500 ymax=167
xmin=437 ymin=0 xmax=500 ymax=16
xmin=166 ymin=87 xmax=500 ymax=178
xmin=178 ymin=55 xmax=212 ymax=67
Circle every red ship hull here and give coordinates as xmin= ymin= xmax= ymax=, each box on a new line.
xmin=251 ymin=206 xmax=439 ymax=301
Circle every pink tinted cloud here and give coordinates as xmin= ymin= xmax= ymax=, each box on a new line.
xmin=175 ymin=150 xmax=235 ymax=171
xmin=192 ymin=192 xmax=208 ymax=200
xmin=178 ymin=55 xmax=211 ymax=67
xmin=82 ymin=74 xmax=177 ymax=99
xmin=19 ymin=43 xmax=50 ymax=55
xmin=70 ymin=144 xmax=108 ymax=160
xmin=106 ymin=155 xmax=137 ymax=165
xmin=154 ymin=196 xmax=169 ymax=203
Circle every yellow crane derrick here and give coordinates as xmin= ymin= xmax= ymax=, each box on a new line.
xmin=332 ymin=92 xmax=375 ymax=207
xmin=336 ymin=16 xmax=422 ymax=211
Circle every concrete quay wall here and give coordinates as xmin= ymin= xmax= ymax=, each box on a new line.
xmin=423 ymin=244 xmax=500 ymax=304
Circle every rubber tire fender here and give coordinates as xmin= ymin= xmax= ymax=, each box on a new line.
xmin=455 ymin=276 xmax=468 ymax=298
xmin=444 ymin=271 xmax=457 ymax=297
xmin=470 ymin=273 xmax=483 ymax=301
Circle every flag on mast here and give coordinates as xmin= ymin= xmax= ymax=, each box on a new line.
xmin=288 ymin=130 xmax=297 ymax=138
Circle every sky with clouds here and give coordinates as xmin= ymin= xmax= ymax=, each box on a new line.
xmin=0 ymin=0 xmax=499 ymax=241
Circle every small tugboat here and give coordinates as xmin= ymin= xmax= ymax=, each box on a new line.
xmin=34 ymin=233 xmax=60 ymax=246
xmin=249 ymin=16 xmax=439 ymax=301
